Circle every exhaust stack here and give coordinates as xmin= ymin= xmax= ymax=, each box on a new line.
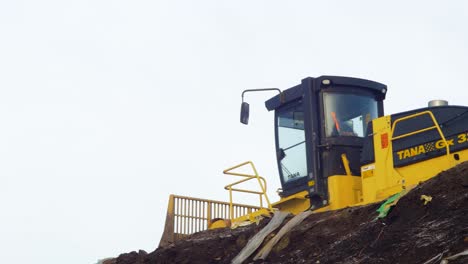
xmin=428 ymin=100 xmax=448 ymax=107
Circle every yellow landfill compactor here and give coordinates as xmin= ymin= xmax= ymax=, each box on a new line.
xmin=159 ymin=76 xmax=468 ymax=246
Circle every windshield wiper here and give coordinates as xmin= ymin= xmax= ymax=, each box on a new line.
xmin=278 ymin=140 xmax=305 ymax=161
xmin=283 ymin=140 xmax=305 ymax=151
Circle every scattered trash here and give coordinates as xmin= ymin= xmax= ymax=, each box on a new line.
xmin=420 ymin=195 xmax=433 ymax=205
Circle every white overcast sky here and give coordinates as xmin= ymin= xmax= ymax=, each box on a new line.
xmin=1 ymin=1 xmax=468 ymax=263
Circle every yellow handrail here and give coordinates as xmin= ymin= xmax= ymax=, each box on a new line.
xmin=223 ymin=161 xmax=273 ymax=220
xmin=390 ymin=111 xmax=451 ymax=185
xmin=390 ymin=110 xmax=450 ymax=159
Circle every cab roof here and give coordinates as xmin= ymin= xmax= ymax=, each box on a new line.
xmin=265 ymin=76 xmax=387 ymax=111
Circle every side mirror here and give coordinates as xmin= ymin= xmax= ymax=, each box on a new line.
xmin=240 ymin=102 xmax=250 ymax=124
xmin=239 ymin=88 xmax=281 ymax=125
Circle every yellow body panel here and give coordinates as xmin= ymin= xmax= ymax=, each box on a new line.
xmin=208 ymin=219 xmax=231 ymax=229
xmin=271 ymin=191 xmax=310 ymax=214
xmin=271 ymin=175 xmax=363 ymax=213
xmin=327 ymin=175 xmax=363 ymax=210
xmin=361 ymin=115 xmax=398 ymax=202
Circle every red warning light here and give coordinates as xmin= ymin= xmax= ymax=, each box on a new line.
xmin=381 ymin=133 xmax=389 ymax=149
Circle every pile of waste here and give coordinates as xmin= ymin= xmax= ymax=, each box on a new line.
xmin=106 ymin=162 xmax=468 ymax=264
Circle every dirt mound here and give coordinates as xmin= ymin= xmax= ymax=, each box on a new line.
xmin=113 ymin=162 xmax=468 ymax=264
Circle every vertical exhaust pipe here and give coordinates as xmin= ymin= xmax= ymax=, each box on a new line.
xmin=428 ymin=100 xmax=448 ymax=107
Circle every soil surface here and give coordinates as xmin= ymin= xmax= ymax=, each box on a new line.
xmin=108 ymin=162 xmax=468 ymax=264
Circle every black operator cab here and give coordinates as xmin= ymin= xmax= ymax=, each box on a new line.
xmin=265 ymin=76 xmax=386 ymax=209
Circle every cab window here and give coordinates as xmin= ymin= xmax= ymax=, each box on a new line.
xmin=323 ymin=92 xmax=378 ymax=137
xmin=277 ymin=102 xmax=308 ymax=183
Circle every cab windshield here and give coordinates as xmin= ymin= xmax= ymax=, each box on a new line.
xmin=323 ymin=92 xmax=378 ymax=137
xmin=277 ymin=102 xmax=307 ymax=184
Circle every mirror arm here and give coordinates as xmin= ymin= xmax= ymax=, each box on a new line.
xmin=240 ymin=88 xmax=284 ymax=125
xmin=241 ymin=88 xmax=283 ymax=103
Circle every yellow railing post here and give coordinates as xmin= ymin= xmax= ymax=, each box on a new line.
xmin=159 ymin=195 xmax=175 ymax=247
xmin=228 ymin=187 xmax=233 ymax=220
xmin=206 ymin=201 xmax=211 ymax=229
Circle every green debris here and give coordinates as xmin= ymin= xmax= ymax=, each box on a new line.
xmin=376 ymin=190 xmax=407 ymax=219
